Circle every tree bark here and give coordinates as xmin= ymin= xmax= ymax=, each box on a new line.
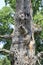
xmin=10 ymin=0 xmax=35 ymax=65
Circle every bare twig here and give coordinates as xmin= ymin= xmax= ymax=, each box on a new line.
xmin=38 ymin=59 xmax=41 ymax=65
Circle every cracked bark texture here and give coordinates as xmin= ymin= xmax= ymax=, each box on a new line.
xmin=10 ymin=0 xmax=35 ymax=65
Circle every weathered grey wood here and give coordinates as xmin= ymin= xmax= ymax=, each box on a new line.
xmin=10 ymin=0 xmax=35 ymax=65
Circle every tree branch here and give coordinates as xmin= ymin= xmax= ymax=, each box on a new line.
xmin=38 ymin=59 xmax=41 ymax=65
xmin=0 ymin=48 xmax=14 ymax=55
xmin=0 ymin=48 xmax=10 ymax=53
xmin=32 ymin=23 xmax=42 ymax=33
xmin=37 ymin=51 xmax=43 ymax=59
xmin=0 ymin=34 xmax=14 ymax=38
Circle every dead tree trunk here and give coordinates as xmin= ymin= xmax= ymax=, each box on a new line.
xmin=10 ymin=0 xmax=36 ymax=65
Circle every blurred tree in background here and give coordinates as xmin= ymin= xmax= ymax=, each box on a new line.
xmin=0 ymin=56 xmax=11 ymax=65
xmin=0 ymin=6 xmax=14 ymax=35
xmin=0 ymin=6 xmax=14 ymax=50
